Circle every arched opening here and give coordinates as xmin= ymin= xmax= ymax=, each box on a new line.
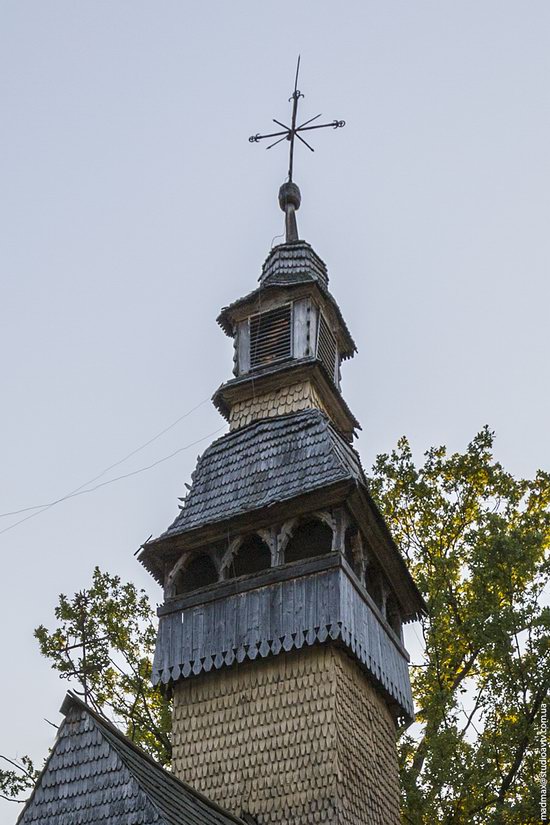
xmin=386 ymin=594 xmax=402 ymax=638
xmin=231 ymin=535 xmax=271 ymax=578
xmin=344 ymin=526 xmax=361 ymax=577
xmin=284 ymin=519 xmax=333 ymax=564
xmin=175 ymin=553 xmax=218 ymax=595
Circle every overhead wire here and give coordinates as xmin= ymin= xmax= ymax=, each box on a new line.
xmin=0 ymin=398 xmax=225 ymax=537
xmin=0 ymin=397 xmax=210 ymax=520
xmin=0 ymin=426 xmax=225 ymax=537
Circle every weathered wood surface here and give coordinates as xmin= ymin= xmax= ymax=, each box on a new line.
xmin=236 ymin=319 xmax=250 ymax=374
xmin=159 ymin=551 xmax=340 ymax=615
xmin=172 ymin=645 xmax=402 ymax=825
xmin=18 ymin=693 xmax=243 ymax=825
xmin=158 ymin=409 xmax=363 ymax=540
xmin=153 ymin=564 xmax=414 ymax=719
xmin=292 ymin=298 xmax=313 ymax=359
xmin=212 ymin=358 xmax=359 ymax=430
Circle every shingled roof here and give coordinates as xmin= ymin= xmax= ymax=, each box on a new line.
xmin=155 ymin=409 xmax=363 ymax=542
xmin=259 ymin=240 xmax=329 ymax=288
xmin=17 ymin=693 xmax=244 ymax=825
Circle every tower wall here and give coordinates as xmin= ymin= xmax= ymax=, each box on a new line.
xmin=172 ymin=645 xmax=401 ymax=825
xmin=229 ymin=380 xmax=329 ymax=431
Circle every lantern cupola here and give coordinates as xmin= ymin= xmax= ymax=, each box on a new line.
xmin=214 ymin=182 xmax=359 ymax=441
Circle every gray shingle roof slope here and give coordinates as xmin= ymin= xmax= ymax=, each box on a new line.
xmin=259 ymin=240 xmax=329 ymax=288
xmin=17 ymin=693 xmax=243 ymax=825
xmin=158 ymin=408 xmax=364 ymax=541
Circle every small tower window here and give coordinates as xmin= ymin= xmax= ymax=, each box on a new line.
xmin=386 ymin=594 xmax=402 ymax=639
xmin=316 ymin=313 xmax=337 ymax=382
xmin=231 ymin=535 xmax=272 ymax=578
xmin=249 ymin=304 xmax=292 ymax=369
xmin=175 ymin=554 xmax=218 ymax=595
xmin=285 ymin=519 xmax=333 ymax=564
xmin=364 ymin=560 xmax=383 ymax=610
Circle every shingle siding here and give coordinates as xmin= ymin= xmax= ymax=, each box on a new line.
xmin=172 ymin=645 xmax=401 ymax=825
xmin=228 ymin=381 xmax=330 ymax=431
xmin=259 ymin=241 xmax=329 ymax=289
xmin=18 ymin=696 xmax=243 ymax=825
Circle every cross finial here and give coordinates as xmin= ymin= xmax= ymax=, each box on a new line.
xmin=249 ymin=57 xmax=345 ymax=242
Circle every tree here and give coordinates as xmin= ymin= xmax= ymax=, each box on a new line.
xmin=369 ymin=426 xmax=550 ymax=824
xmin=0 ymin=756 xmax=38 ymax=804
xmin=3 ymin=428 xmax=548 ymax=821
xmin=35 ymin=568 xmax=172 ymax=764
xmin=1 ymin=568 xmax=172 ymax=804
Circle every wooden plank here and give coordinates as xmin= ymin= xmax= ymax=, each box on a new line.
xmin=203 ymin=597 xmax=214 ymax=660
xmin=316 ymin=570 xmax=330 ymax=642
xmin=214 ymin=596 xmax=225 ymax=657
xmin=268 ymin=580 xmax=281 ymax=640
xmin=293 ymin=574 xmax=305 ymax=632
xmin=191 ymin=606 xmax=204 ymax=664
xmin=246 ymin=588 xmax=260 ymax=651
xmin=237 ymin=320 xmax=250 ymax=373
xmin=260 ymin=583 xmax=273 ymax=641
xmin=151 ymin=616 xmax=166 ymax=683
xmin=292 ymin=298 xmax=310 ymax=358
xmin=226 ymin=594 xmax=237 ymax=657
xmin=171 ymin=611 xmax=183 ymax=679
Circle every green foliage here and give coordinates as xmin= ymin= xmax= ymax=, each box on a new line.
xmin=34 ymin=567 xmax=172 ymax=766
xmin=4 ymin=427 xmax=547 ymax=821
xmin=0 ymin=755 xmax=38 ymax=804
xmin=369 ymin=427 xmax=550 ymax=824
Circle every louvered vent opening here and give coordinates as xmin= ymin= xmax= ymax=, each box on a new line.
xmin=249 ymin=304 xmax=292 ymax=369
xmin=317 ymin=313 xmax=337 ymax=381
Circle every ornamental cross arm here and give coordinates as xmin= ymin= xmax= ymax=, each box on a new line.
xmin=248 ymin=56 xmax=345 ymax=183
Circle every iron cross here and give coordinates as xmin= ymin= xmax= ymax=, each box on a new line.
xmin=249 ymin=56 xmax=345 ymax=182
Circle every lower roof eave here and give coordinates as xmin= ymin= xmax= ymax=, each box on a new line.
xmin=139 ymin=478 xmax=357 ymax=585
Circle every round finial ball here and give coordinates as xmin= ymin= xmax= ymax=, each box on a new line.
xmin=278 ymin=182 xmax=301 ymax=212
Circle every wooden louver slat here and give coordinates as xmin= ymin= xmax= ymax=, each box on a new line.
xmin=317 ymin=313 xmax=337 ymax=382
xmin=249 ymin=304 xmax=292 ymax=368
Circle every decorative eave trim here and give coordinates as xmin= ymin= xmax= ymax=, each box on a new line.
xmin=139 ymin=475 xmax=426 ymax=623
xmin=211 ymin=358 xmax=361 ymax=439
xmin=217 ymin=280 xmax=357 ymax=360
xmin=139 ymin=479 xmax=355 ymax=585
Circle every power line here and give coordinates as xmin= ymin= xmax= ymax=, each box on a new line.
xmin=0 ymin=397 xmax=210 ymax=520
xmin=0 ymin=395 xmax=226 ymax=537
xmin=0 ymin=426 xmax=225 ymax=537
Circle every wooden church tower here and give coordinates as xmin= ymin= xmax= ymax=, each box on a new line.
xmin=140 ymin=69 xmax=425 ymax=825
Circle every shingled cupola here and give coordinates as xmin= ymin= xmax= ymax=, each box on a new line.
xmin=140 ymin=64 xmax=426 ymax=825
xmin=213 ymin=182 xmax=359 ymax=443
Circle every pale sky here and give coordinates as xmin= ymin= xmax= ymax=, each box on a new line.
xmin=1 ymin=3 xmax=549 ymax=821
